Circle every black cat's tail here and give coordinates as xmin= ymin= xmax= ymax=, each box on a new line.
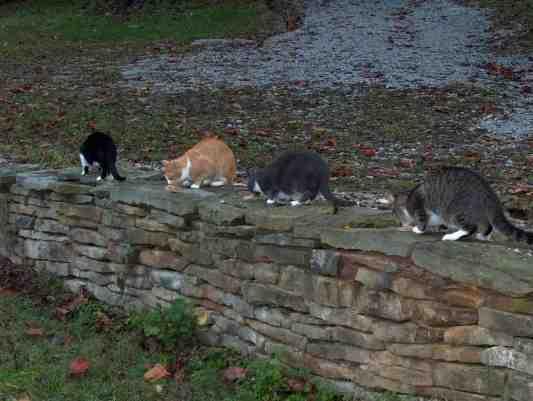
xmin=110 ymin=164 xmax=126 ymax=181
xmin=319 ymin=178 xmax=354 ymax=214
xmin=491 ymin=209 xmax=533 ymax=245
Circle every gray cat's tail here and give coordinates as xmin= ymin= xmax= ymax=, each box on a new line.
xmin=111 ymin=164 xmax=126 ymax=181
xmin=491 ymin=210 xmax=533 ymax=245
xmin=319 ymin=179 xmax=354 ymax=214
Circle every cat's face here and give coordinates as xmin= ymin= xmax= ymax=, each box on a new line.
xmin=389 ymin=192 xmax=415 ymax=227
xmin=162 ymin=156 xmax=189 ymax=185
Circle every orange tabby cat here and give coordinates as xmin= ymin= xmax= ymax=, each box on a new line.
xmin=162 ymin=137 xmax=236 ymax=190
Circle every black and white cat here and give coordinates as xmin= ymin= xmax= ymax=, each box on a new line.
xmin=247 ymin=151 xmax=352 ymax=213
xmin=79 ymin=132 xmax=125 ymax=182
xmin=386 ymin=166 xmax=533 ymax=244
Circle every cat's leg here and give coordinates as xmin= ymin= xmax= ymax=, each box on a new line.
xmin=443 ymin=214 xmax=477 ymax=241
xmin=475 ymin=225 xmax=493 ymax=241
xmin=97 ymin=165 xmax=108 ymax=182
xmin=412 ymin=209 xmax=428 ymax=234
xmin=442 ymin=229 xmax=471 ymax=241
xmin=80 ymin=154 xmax=90 ymax=175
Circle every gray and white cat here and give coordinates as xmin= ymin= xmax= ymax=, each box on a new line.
xmin=386 ymin=166 xmax=533 ymax=244
xmin=247 ymin=151 xmax=352 ymax=213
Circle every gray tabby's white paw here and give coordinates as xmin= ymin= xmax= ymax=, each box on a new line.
xmin=290 ymin=200 xmax=302 ymax=207
xmin=442 ymin=229 xmax=469 ymax=241
xmin=81 ymin=170 xmax=86 ymax=176
xmin=190 ymin=183 xmax=201 ymax=189
xmin=210 ymin=180 xmax=226 ymax=187
xmin=266 ymin=199 xmax=276 ymax=205
xmin=412 ymin=226 xmax=424 ymax=234
xmin=475 ymin=233 xmax=491 ymax=241
xmin=96 ymin=176 xmax=103 ymax=182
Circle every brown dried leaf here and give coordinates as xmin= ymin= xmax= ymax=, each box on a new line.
xmin=69 ymin=357 xmax=90 ymax=377
xmin=223 ymin=366 xmax=248 ymax=382
xmin=144 ymin=364 xmax=171 ymax=382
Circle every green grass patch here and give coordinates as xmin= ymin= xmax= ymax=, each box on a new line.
xmin=0 ymin=0 xmax=264 ymax=58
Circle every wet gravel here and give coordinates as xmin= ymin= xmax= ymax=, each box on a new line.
xmin=120 ymin=0 xmax=533 ymax=136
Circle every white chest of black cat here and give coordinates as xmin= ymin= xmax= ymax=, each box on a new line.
xmin=80 ymin=132 xmax=125 ymax=182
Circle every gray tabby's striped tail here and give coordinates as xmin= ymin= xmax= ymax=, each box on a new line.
xmin=491 ymin=210 xmax=533 ymax=245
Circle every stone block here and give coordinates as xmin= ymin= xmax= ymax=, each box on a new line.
xmin=58 ymin=205 xmax=103 ymax=223
xmin=216 ymin=258 xmax=255 ymax=280
xmin=479 ymin=307 xmax=533 ymax=337
xmin=135 ymin=218 xmax=176 ymax=233
xmin=191 ymin=221 xmax=255 ymax=238
xmin=168 ymin=238 xmax=213 ymax=265
xmin=113 ymin=202 xmax=147 ymax=216
xmin=69 ymin=228 xmax=106 ymax=246
xmin=72 ymin=256 xmax=126 ymax=274
xmin=24 ymin=239 xmax=72 ymax=262
xmin=340 ymin=252 xmax=403 ymax=275
xmin=14 ymin=215 xmax=35 ymax=229
xmin=278 ymin=266 xmax=306 ymax=295
xmin=514 ymin=337 xmax=533 ymax=355
xmin=49 ymin=192 xmax=93 ymax=204
xmin=245 ymin=204 xmax=333 ymax=231
xmin=19 ymin=230 xmax=68 ymax=242
xmin=306 ymin=342 xmax=372 ymax=364
xmin=302 ymin=354 xmax=356 ymax=380
xmin=412 ymin=241 xmax=533 ymax=296
xmin=238 ymin=326 xmax=266 ymax=350
xmin=373 ymin=321 xmax=445 ymax=343
xmin=185 ymin=264 xmax=241 ymax=294
xmin=390 ymin=276 xmax=436 ymax=300
xmin=264 ymin=341 xmax=304 ymax=367
xmin=220 ymin=334 xmax=255 ymax=356
xmin=322 ymin=228 xmax=434 ymax=257
xmin=485 ymin=294 xmax=533 ymax=315
xmin=239 ymin=243 xmax=311 ymax=267
xmin=413 ymin=301 xmax=478 ymax=327
xmin=150 ymin=209 xmax=186 ymax=229
xmin=444 ymin=325 xmax=513 ymax=346
xmin=388 ymin=343 xmax=483 ymax=363
xmin=102 ymin=210 xmax=136 ymax=228
xmin=481 ymin=346 xmax=533 ymax=376
xmin=73 ymin=244 xmax=107 ymax=260
xmin=198 ymin=200 xmax=245 ymax=226
xmin=254 ymin=307 xmax=287 ymax=328
xmin=71 ymin=268 xmax=114 ymax=286
xmin=306 ymin=275 xmax=358 ymax=308
xmin=126 ymin=229 xmax=169 ymax=247
xmin=254 ymin=233 xmax=318 ymax=248
xmin=34 ymin=260 xmax=70 ymax=276
xmin=149 ymin=269 xmax=184 ymax=291
xmin=105 ymin=242 xmax=138 ymax=264
xmin=354 ymin=267 xmax=392 ymax=290
xmin=253 ymin=263 xmax=280 ymax=284
xmin=242 ymin=283 xmax=308 ymax=312
xmin=508 ymin=372 xmax=533 ymax=401
xmin=310 ymin=249 xmax=340 ymax=277
xmin=291 ymin=323 xmax=330 ymax=341
xmin=247 ymin=320 xmax=307 ymax=349
xmin=139 ymin=249 xmax=189 ymax=271
xmin=307 ymin=302 xmax=375 ymax=333
xmin=419 ymin=387 xmax=501 ymax=401
xmin=354 ymin=288 xmax=413 ymax=322
xmin=328 ymin=327 xmax=385 ymax=350
xmin=432 ymin=362 xmax=506 ymax=396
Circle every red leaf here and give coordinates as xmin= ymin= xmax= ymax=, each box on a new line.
xmin=69 ymin=357 xmax=90 ymax=377
xmin=224 ymin=127 xmax=240 ymax=136
xmin=223 ymin=366 xmax=248 ymax=382
xmin=144 ymin=364 xmax=171 ymax=382
xmin=0 ymin=287 xmax=19 ymax=297
xmin=55 ymin=292 xmax=89 ymax=320
xmin=368 ymin=167 xmax=400 ymax=177
xmin=87 ymin=121 xmax=97 ymax=130
xmin=287 ymin=377 xmax=307 ymax=392
xmin=25 ymin=327 xmax=44 ymax=337
xmin=332 ymin=165 xmax=353 ymax=177
xmin=319 ymin=137 xmax=337 ymax=152
xmin=399 ymin=158 xmax=416 ymax=168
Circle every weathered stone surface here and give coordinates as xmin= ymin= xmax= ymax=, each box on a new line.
xmin=139 ymin=249 xmax=189 ymax=271
xmin=355 ymin=288 xmax=413 ymax=322
xmin=419 ymin=387 xmax=501 ymax=401
xmin=340 ymin=252 xmax=403 ymax=275
xmin=49 ymin=192 xmax=93 ymax=204
xmin=485 ymin=294 xmax=533 ymax=316
xmin=113 ymin=202 xmax=147 ymax=216
xmin=239 ymin=243 xmax=311 ymax=267
xmin=150 ymin=209 xmax=186 ymax=228
xmin=70 ymin=228 xmax=106 ymax=246
xmin=303 ymin=354 xmax=356 ymax=380
xmin=354 ymin=267 xmax=392 ymax=290
xmin=24 ymin=239 xmax=72 ymax=261
xmin=328 ymin=327 xmax=385 ymax=350
xmin=480 ymin=307 xmax=533 ymax=337
xmin=101 ymin=210 xmax=136 ymax=228
xmin=34 ymin=219 xmax=69 ymax=234
xmin=108 ymin=183 xmax=213 ymax=216
xmin=19 ymin=230 xmax=68 ymax=242
xmin=322 ymin=228 xmax=435 ymax=257
xmin=242 ymin=283 xmax=307 ymax=312
xmin=168 ymin=238 xmax=213 ymax=265
xmin=127 ymin=229 xmax=169 ymax=247
xmin=216 ymin=258 xmax=255 ymax=280
xmin=58 ymin=215 xmax=99 ymax=229
xmin=352 ymin=368 xmax=417 ymax=395
xmin=198 ymin=200 xmax=245 ymax=226
xmin=254 ymin=307 xmax=287 ymax=328
xmin=186 ymin=264 xmax=241 ymax=294
xmin=444 ymin=325 xmax=513 ymax=346
xmin=13 ymin=215 xmax=35 ymax=229
xmin=310 ymin=249 xmax=340 ymax=277
xmin=58 ymin=205 xmax=103 ymax=222
xmin=308 ymin=302 xmax=375 ymax=332
xmin=291 ymin=323 xmax=330 ymax=340
xmin=439 ymin=287 xmax=487 ymax=309
xmin=252 ymin=263 xmax=280 ymax=284
xmin=135 ymin=218 xmax=176 ymax=233
xmin=149 ymin=269 xmax=183 ymax=291
xmin=388 ymin=343 xmax=483 ymax=363
xmin=508 ymin=372 xmax=533 ymax=401
xmin=71 ymin=256 xmax=126 ymax=274
xmin=278 ymin=266 xmax=306 ymax=295
xmin=73 ymin=244 xmax=107 ymax=260
xmin=71 ymin=268 xmax=114 ymax=286
xmin=307 ymin=342 xmax=372 ymax=364
xmin=255 ymin=233 xmax=317 ymax=248
xmin=432 ymin=362 xmax=506 ymax=396
xmin=413 ymin=301 xmax=478 ymax=327
xmin=245 ymin=204 xmax=333 ymax=231
xmin=412 ymin=241 xmax=533 ymax=296
xmin=390 ymin=276 xmax=435 ymax=300
xmin=367 ymin=362 xmax=432 ymax=387
xmin=247 ymin=320 xmax=307 ymax=349
xmin=481 ymin=346 xmax=533 ymax=375
xmin=374 ymin=321 xmax=445 ymax=343
xmin=514 ymin=337 xmax=533 ymax=355
xmin=192 ymin=221 xmax=255 ymax=238
xmin=306 ymin=275 xmax=358 ymax=308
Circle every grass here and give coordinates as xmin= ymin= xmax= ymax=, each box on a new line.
xmin=0 ymin=0 xmax=266 ymax=59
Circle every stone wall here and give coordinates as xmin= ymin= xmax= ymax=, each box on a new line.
xmin=1 ymin=167 xmax=533 ymax=401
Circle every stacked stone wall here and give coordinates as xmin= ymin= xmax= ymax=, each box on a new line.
xmin=1 ymin=168 xmax=533 ymax=401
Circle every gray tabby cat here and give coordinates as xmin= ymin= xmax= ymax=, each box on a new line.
xmin=387 ymin=166 xmax=533 ymax=244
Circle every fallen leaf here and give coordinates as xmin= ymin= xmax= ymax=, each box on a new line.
xmin=0 ymin=287 xmax=19 ymax=297
xmin=95 ymin=311 xmax=113 ymax=330
xmin=25 ymin=327 xmax=44 ymax=337
xmin=16 ymin=394 xmax=31 ymax=401
xmin=55 ymin=291 xmax=89 ymax=320
xmin=196 ymin=310 xmax=210 ymax=327
xmin=399 ymin=158 xmax=416 ymax=168
xmin=69 ymin=357 xmax=90 ymax=377
xmin=360 ymin=147 xmax=376 ymax=157
xmin=332 ymin=165 xmax=353 ymax=177
xmin=87 ymin=121 xmax=97 ymax=130
xmin=509 ymin=184 xmax=531 ymax=194
xmin=463 ymin=150 xmax=481 ymax=162
xmin=222 ymin=366 xmax=248 ymax=382
xmin=144 ymin=364 xmax=171 ymax=382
